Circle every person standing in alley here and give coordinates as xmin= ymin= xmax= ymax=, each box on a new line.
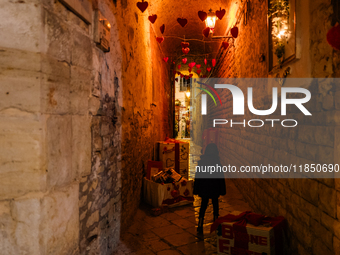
xmin=193 ymin=143 xmax=226 ymax=234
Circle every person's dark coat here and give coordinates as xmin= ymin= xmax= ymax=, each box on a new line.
xmin=193 ymin=143 xmax=226 ymax=198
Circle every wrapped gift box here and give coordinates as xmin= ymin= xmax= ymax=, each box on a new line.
xmin=211 ymin=212 xmax=286 ymax=255
xmin=155 ymin=138 xmax=189 ymax=179
xmin=143 ymin=177 xmax=194 ymax=208
xmin=217 ymin=222 xmax=275 ymax=255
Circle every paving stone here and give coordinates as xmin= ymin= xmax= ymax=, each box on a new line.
xmin=171 ymin=218 xmax=194 ymax=229
xmin=144 ymin=215 xmax=171 ymax=228
xmin=173 ymin=207 xmax=195 ymax=218
xmin=151 ymin=224 xmax=185 ymax=238
xmin=160 ymin=212 xmax=182 ymax=221
xmin=177 ymin=241 xmax=216 ymax=255
xmin=157 ymin=250 xmax=182 ymax=255
xmin=145 ymin=239 xmax=170 ymax=253
xmin=163 ymin=231 xmax=199 ymax=247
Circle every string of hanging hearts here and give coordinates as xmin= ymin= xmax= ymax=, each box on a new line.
xmin=136 ymin=1 xmax=239 ymax=77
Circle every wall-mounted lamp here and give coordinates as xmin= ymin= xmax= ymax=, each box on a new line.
xmin=205 ymin=9 xmax=217 ymax=33
xmin=186 ymin=91 xmax=190 ymax=98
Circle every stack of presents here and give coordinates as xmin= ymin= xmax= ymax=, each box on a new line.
xmin=143 ymin=138 xmax=193 ymax=208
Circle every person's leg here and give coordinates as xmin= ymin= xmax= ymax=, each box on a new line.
xmin=199 ymin=196 xmax=209 ymax=218
xmin=212 ymin=196 xmax=219 ymax=220
xmin=197 ymin=196 xmax=209 ymax=234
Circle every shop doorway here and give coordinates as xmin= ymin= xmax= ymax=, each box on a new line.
xmin=174 ymin=72 xmax=199 ymax=139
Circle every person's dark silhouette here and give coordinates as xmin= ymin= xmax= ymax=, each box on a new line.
xmin=193 ymin=143 xmax=226 ymax=234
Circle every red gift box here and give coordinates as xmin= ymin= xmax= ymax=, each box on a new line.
xmin=211 ymin=211 xmax=286 ymax=255
xmin=155 ymin=138 xmax=189 ymax=179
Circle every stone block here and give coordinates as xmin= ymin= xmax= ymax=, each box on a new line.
xmin=0 ymin=109 xmax=46 ymax=199
xmin=0 ymin=200 xmax=17 ymax=254
xmin=70 ymin=66 xmax=91 ymax=115
xmin=338 ymin=191 xmax=340 ymax=220
xmin=45 ymin=10 xmax=71 ymax=62
xmin=11 ymin=195 xmax=43 ymax=255
xmin=335 ymin=236 xmax=340 ymax=255
xmin=72 ymin=115 xmax=91 ymax=177
xmin=314 ymin=126 xmax=334 ymax=147
xmin=317 ymin=145 xmax=334 ymax=164
xmin=86 ymin=211 xmax=99 ymax=228
xmin=41 ymin=74 xmax=70 ymax=114
xmin=89 ymin=96 xmax=101 ymax=115
xmin=46 ymin=114 xmax=73 ymax=187
xmin=71 ymin=30 xmax=92 ymax=69
xmin=318 ymin=183 xmax=336 ymax=217
xmin=335 ymin=91 xmax=340 ymax=110
xmin=41 ymin=183 xmax=79 ymax=255
xmin=0 ymin=0 xmax=41 ymax=52
xmin=298 ymin=179 xmax=319 ymax=206
xmin=0 ymin=68 xmax=41 ymax=112
xmin=0 ymin=47 xmax=41 ymax=71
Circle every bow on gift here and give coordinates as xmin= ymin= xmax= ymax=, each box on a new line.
xmin=211 ymin=211 xmax=286 ymax=255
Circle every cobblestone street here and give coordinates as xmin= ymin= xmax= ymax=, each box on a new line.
xmin=114 ymin=179 xmax=252 ymax=255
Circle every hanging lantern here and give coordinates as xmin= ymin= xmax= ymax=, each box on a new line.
xmin=205 ymin=9 xmax=217 ymax=33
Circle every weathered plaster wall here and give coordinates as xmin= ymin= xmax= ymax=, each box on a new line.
xmin=114 ymin=0 xmax=172 ymax=230
xmin=208 ymin=0 xmax=340 ymax=254
xmin=0 ymin=0 xmax=123 ymax=253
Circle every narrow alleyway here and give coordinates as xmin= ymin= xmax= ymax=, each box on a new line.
xmin=2 ymin=0 xmax=340 ymax=254
xmin=115 ymin=179 xmax=251 ymax=255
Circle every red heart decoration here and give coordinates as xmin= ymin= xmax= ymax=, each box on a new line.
xmin=181 ymin=42 xmax=189 ymax=48
xmin=189 ymin=68 xmax=192 ymax=73
xmin=198 ymin=11 xmax=207 ymax=22
xmin=180 ymin=74 xmax=184 ymax=78
xmin=196 ymin=69 xmax=202 ymax=74
xmin=136 ymin=1 xmax=148 ymax=13
xmin=212 ymin=59 xmax=216 ymax=67
xmin=182 ymin=47 xmax=190 ymax=54
xmin=163 ymin=57 xmax=168 ymax=62
xmin=203 ymin=27 xmax=210 ymax=38
xmin=160 ymin=24 xmax=165 ymax=34
xmin=189 ymin=74 xmax=193 ymax=78
xmin=177 ymin=71 xmax=181 ymax=75
xmin=185 ymin=75 xmax=189 ymax=80
xmin=177 ymin=18 xmax=188 ymax=27
xmin=182 ymin=58 xmax=187 ymax=64
xmin=231 ymin=26 xmax=239 ymax=38
xmin=216 ymin=8 xmax=226 ymax=20
xmin=222 ymin=41 xmax=229 ymax=49
xmin=207 ymin=67 xmax=212 ymax=72
xmin=173 ymin=61 xmax=175 ymax=64
xmin=196 ymin=64 xmax=201 ymax=69
xmin=177 ymin=64 xmax=181 ymax=69
xmin=204 ymin=59 xmax=207 ymax=65
xmin=327 ymin=24 xmax=340 ymax=50
xmin=156 ymin=37 xmax=164 ymax=43
xmin=188 ymin=62 xmax=196 ymax=68
xmin=148 ymin=14 xmax=157 ymax=24
xmin=175 ymin=78 xmax=178 ymax=82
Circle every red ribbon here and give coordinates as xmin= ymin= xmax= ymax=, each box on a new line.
xmin=211 ymin=211 xmax=286 ymax=255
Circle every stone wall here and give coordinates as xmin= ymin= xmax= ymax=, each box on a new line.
xmin=114 ymin=0 xmax=172 ymax=230
xmin=0 ymin=0 xmax=123 ymax=253
xmin=209 ymin=0 xmax=340 ymax=254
